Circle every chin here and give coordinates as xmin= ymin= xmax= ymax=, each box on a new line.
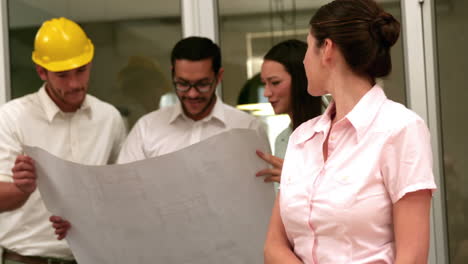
xmin=273 ymin=108 xmax=286 ymax=115
xmin=307 ymin=86 xmax=325 ymax=97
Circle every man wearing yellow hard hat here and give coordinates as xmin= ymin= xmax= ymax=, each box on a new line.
xmin=0 ymin=17 xmax=126 ymax=263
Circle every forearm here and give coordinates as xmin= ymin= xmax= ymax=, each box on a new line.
xmin=0 ymin=181 xmax=30 ymax=212
xmin=394 ymin=234 xmax=429 ymax=264
xmin=393 ymin=190 xmax=431 ymax=264
xmin=264 ymin=195 xmax=302 ymax=264
xmin=394 ymin=254 xmax=428 ymax=264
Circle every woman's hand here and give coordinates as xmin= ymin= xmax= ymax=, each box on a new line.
xmin=256 ymin=150 xmax=284 ymax=183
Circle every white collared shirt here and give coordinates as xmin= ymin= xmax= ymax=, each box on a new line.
xmin=0 ymin=85 xmax=126 ymax=258
xmin=118 ymin=97 xmax=267 ymax=163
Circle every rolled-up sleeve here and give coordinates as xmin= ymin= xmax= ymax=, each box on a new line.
xmin=0 ymin=111 xmax=22 ymax=182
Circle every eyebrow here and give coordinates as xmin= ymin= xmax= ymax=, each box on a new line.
xmin=265 ymin=76 xmax=281 ymax=81
xmin=174 ymin=77 xmax=212 ymax=83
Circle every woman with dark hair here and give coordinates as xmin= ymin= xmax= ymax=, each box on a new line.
xmin=255 ymin=39 xmax=322 ymax=184
xmin=264 ymin=0 xmax=436 ymax=263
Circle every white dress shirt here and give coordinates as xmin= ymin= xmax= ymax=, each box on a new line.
xmin=0 ymin=85 xmax=126 ymax=258
xmin=118 ymin=97 xmax=267 ymax=163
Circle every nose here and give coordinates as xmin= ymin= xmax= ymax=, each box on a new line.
xmin=263 ymin=84 xmax=272 ymax=98
xmin=68 ymin=75 xmax=81 ymax=89
xmin=185 ymin=85 xmax=201 ymax=98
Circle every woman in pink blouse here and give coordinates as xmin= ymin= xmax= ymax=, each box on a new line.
xmin=264 ymin=0 xmax=437 ymax=263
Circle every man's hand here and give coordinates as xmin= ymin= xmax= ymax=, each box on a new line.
xmin=50 ymin=216 xmax=72 ymax=240
xmin=12 ymin=155 xmax=36 ymax=194
xmin=256 ymin=150 xmax=284 ymax=183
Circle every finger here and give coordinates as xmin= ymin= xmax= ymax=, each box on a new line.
xmin=55 ymin=227 xmax=69 ymax=233
xmin=50 ymin=215 xmax=66 ymax=222
xmin=264 ymin=176 xmax=281 ymax=183
xmin=12 ymin=170 xmax=36 ymax=180
xmin=51 ymin=217 xmax=71 ymax=228
xmin=269 ymin=156 xmax=284 ymax=168
xmin=12 ymin=162 xmax=35 ymax=174
xmin=256 ymin=168 xmax=281 ymax=177
xmin=56 ymin=231 xmax=68 ymax=240
xmin=14 ymin=155 xmax=34 ymax=165
xmin=52 ymin=221 xmax=70 ymax=229
xmin=256 ymin=150 xmax=284 ymax=168
xmin=50 ymin=215 xmax=61 ymax=222
xmin=12 ymin=178 xmax=36 ymax=187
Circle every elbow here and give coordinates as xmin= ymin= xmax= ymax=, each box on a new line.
xmin=263 ymin=238 xmax=294 ymax=264
xmin=395 ymin=248 xmax=429 ymax=264
xmin=264 ymin=242 xmax=275 ymax=264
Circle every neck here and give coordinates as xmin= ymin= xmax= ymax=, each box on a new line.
xmin=328 ymin=72 xmax=373 ymax=124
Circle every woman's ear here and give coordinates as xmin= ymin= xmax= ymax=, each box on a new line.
xmin=321 ymin=38 xmax=334 ymax=65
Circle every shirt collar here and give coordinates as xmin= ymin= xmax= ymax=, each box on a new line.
xmin=38 ymin=84 xmax=92 ymax=122
xmin=168 ymin=96 xmax=226 ymax=126
xmin=292 ymin=84 xmax=386 ymax=145
xmin=345 ymin=85 xmax=387 ymax=141
xmin=293 ymin=101 xmax=334 ymax=145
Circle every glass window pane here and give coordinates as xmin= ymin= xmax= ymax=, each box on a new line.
xmin=435 ymin=0 xmax=468 ymax=263
xmin=219 ymin=0 xmax=406 ymax=152
xmin=8 ymin=0 xmax=181 ymax=130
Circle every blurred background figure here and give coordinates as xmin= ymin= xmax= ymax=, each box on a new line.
xmin=116 ymin=55 xmax=175 ymax=129
xmin=255 ymin=39 xmax=322 ymax=187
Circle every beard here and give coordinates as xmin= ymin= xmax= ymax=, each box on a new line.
xmin=179 ymin=92 xmax=217 ymax=120
xmin=46 ymin=81 xmax=86 ymax=109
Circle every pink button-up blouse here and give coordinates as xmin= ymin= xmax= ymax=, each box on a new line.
xmin=279 ymin=85 xmax=437 ymax=263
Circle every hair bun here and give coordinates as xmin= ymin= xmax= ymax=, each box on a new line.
xmin=370 ymin=12 xmax=400 ymax=47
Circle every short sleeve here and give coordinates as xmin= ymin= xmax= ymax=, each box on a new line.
xmin=0 ymin=111 xmax=22 ymax=182
xmin=381 ymin=119 xmax=437 ymax=203
xmin=116 ymin=118 xmax=147 ymax=164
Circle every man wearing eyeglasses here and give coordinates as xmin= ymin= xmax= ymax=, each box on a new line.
xmin=49 ymin=36 xmax=269 ymax=240
xmin=116 ymin=36 xmax=267 ymax=162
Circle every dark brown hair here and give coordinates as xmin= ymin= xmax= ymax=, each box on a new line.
xmin=264 ymin=40 xmax=322 ymax=130
xmin=309 ymin=0 xmax=400 ymax=79
xmin=171 ymin=36 xmax=221 ymax=74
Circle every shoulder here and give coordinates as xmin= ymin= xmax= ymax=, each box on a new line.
xmin=376 ymin=99 xmax=426 ymax=134
xmin=221 ymin=103 xmax=258 ymax=124
xmin=132 ymin=104 xmax=175 ymax=130
xmin=86 ymin=95 xmax=127 ymax=129
xmin=86 ymin=95 xmax=121 ymax=118
xmin=0 ymin=93 xmax=39 ymax=124
xmin=290 ymin=115 xmax=322 ymax=139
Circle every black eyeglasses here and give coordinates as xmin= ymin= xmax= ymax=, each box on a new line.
xmin=173 ymin=79 xmax=216 ymax=93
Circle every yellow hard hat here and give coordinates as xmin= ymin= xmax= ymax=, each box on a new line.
xmin=32 ymin=17 xmax=94 ymax=72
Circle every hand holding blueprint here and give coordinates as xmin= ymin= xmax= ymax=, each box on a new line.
xmin=25 ymin=129 xmax=275 ymax=264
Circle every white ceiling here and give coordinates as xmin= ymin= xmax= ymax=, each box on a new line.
xmin=10 ymin=0 xmax=399 ymax=28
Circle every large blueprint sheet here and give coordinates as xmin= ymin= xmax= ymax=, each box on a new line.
xmin=25 ymin=129 xmax=275 ymax=264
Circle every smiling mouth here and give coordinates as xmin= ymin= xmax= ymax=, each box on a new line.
xmin=67 ymin=89 xmax=85 ymax=95
xmin=185 ymin=99 xmax=205 ymax=107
